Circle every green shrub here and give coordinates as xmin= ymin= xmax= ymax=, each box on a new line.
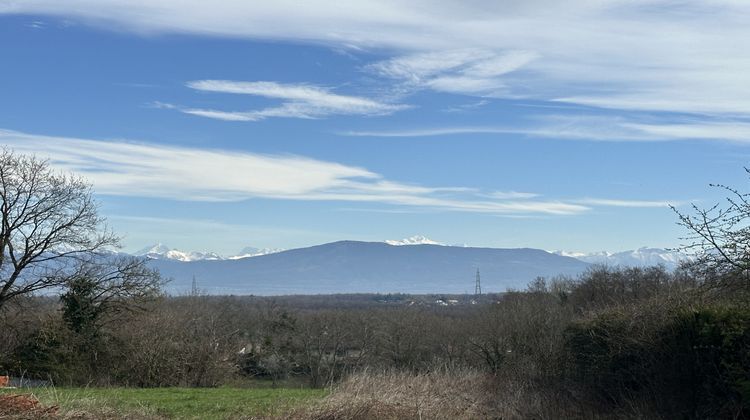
xmin=564 ymin=304 xmax=750 ymax=418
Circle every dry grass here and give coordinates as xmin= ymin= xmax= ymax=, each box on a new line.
xmin=0 ymin=391 xmax=162 ymax=420
xmin=286 ymin=369 xmax=655 ymax=420
xmin=289 ymin=369 xmax=505 ymax=420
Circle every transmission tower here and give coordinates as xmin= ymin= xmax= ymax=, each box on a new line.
xmin=474 ymin=268 xmax=482 ymax=295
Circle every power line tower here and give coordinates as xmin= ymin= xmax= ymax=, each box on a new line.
xmin=474 ymin=268 xmax=482 ymax=296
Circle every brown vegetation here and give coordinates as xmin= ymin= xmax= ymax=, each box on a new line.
xmin=0 ymin=393 xmax=58 ymax=418
xmin=295 ymin=370 xmax=494 ymax=420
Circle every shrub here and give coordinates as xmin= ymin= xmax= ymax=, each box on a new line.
xmin=564 ymin=303 xmax=750 ymax=418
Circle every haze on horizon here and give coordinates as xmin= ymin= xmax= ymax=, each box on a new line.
xmin=2 ymin=1 xmax=749 ymax=254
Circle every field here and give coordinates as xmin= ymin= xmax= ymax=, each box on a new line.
xmin=0 ymin=386 xmax=327 ymax=419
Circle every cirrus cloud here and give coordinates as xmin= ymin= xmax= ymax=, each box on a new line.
xmin=167 ymin=80 xmax=410 ymax=122
xmin=0 ymin=129 xmax=679 ymax=215
xmin=4 ymin=0 xmax=750 ymax=118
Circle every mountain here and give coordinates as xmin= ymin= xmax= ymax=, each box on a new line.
xmin=135 ymin=244 xmax=283 ymax=262
xmin=385 ymin=235 xmax=445 ymax=246
xmin=384 ymin=236 xmax=469 ymax=247
xmin=147 ymin=240 xmax=590 ymax=295
xmin=135 ymin=243 xmax=223 ymax=262
xmin=554 ymin=247 xmax=691 ymax=270
xmin=136 ymin=237 xmax=459 ymax=261
xmin=228 ymin=247 xmax=285 ymax=260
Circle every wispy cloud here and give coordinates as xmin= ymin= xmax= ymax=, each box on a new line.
xmin=483 ymin=191 xmax=539 ymax=200
xmin=443 ymin=100 xmax=490 ymax=113
xmin=574 ymin=198 xmax=683 ymax=208
xmin=0 ymin=129 xmax=571 ymax=215
xmin=169 ymin=80 xmax=408 ymax=122
xmin=5 ymin=1 xmax=749 ymax=119
xmin=342 ymin=127 xmax=519 ymax=138
xmin=341 ymin=115 xmax=750 ymax=144
xmin=0 ymin=129 xmax=675 ymax=215
xmin=368 ymin=49 xmax=537 ymax=97
xmin=621 ymin=121 xmax=750 ymax=143
xmin=339 ymin=119 xmax=649 ymax=141
xmin=26 ymin=20 xmax=46 ymax=29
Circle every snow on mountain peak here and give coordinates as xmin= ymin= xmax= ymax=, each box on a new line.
xmin=228 ymin=247 xmax=284 ymax=260
xmin=136 ymin=244 xmax=222 ymax=262
xmin=553 ymin=247 xmax=693 ymax=270
xmin=385 ymin=236 xmax=445 ymax=246
xmin=136 ymin=243 xmax=171 ymax=256
xmin=134 ymin=244 xmax=283 ymax=261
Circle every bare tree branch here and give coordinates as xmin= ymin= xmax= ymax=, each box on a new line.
xmin=0 ymin=149 xmax=123 ymax=308
xmin=671 ymin=168 xmax=750 ymax=293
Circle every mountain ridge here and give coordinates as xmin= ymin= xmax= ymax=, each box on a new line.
xmin=146 ymin=240 xmax=590 ymax=295
xmin=133 ymin=238 xmax=689 ymax=269
xmin=552 ymin=247 xmax=691 ymax=270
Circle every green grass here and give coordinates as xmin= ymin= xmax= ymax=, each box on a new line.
xmin=1 ymin=386 xmax=327 ymax=419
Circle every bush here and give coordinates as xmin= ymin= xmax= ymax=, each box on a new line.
xmin=564 ymin=303 xmax=750 ymax=418
xmin=661 ymin=306 xmax=750 ymax=417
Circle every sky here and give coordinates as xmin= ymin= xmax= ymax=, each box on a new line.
xmin=1 ymin=1 xmax=749 ymax=255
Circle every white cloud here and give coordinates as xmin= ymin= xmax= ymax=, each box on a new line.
xmin=0 ymin=129 xmax=673 ymax=214
xmin=175 ymin=80 xmax=408 ymax=121
xmin=621 ymin=121 xmax=750 ymax=143
xmin=342 ymin=127 xmax=519 ymax=138
xmin=0 ymin=129 xmax=374 ymax=201
xmin=0 ymin=129 xmax=593 ymax=215
xmin=575 ymin=198 xmax=683 ymax=208
xmin=341 ymin=115 xmax=750 ymax=143
xmin=27 ymin=20 xmax=46 ymax=29
xmin=368 ymin=49 xmax=538 ymax=96
xmin=340 ymin=118 xmax=653 ymax=141
xmin=442 ymin=100 xmax=489 ymax=113
xmin=4 ymin=1 xmax=750 ymax=118
xmin=180 ymin=108 xmax=264 ymax=122
xmin=487 ymin=191 xmax=540 ymax=200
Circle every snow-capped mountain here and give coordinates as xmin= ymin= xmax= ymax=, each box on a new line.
xmin=228 ymin=247 xmax=284 ymax=260
xmin=385 ymin=236 xmax=445 ymax=246
xmin=554 ymin=247 xmax=692 ymax=270
xmin=148 ymin=240 xmax=591 ymax=295
xmin=135 ymin=242 xmax=691 ymax=271
xmin=134 ymin=244 xmax=283 ymax=261
xmin=135 ymin=243 xmax=172 ymax=257
xmin=135 ymin=244 xmax=223 ymax=262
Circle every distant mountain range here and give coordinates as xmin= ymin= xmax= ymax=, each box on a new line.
xmin=135 ymin=236 xmax=454 ymax=261
xmin=134 ymin=237 xmax=690 ymax=269
xmin=130 ymin=237 xmax=692 ymax=295
xmin=552 ymin=247 xmax=691 ymax=270
xmin=135 ymin=243 xmax=283 ymax=262
xmin=145 ymin=240 xmax=590 ymax=295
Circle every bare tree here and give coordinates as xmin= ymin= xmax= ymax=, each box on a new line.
xmin=672 ymin=168 xmax=750 ymax=291
xmin=0 ymin=149 xmax=120 ymax=308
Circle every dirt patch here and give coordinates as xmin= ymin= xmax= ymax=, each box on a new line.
xmin=0 ymin=393 xmax=58 ymax=418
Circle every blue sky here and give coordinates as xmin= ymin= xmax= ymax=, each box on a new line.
xmin=1 ymin=1 xmax=749 ymax=255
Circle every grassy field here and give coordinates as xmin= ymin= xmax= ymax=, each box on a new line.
xmin=0 ymin=386 xmax=327 ymax=419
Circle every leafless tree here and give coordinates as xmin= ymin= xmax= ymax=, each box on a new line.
xmin=672 ymin=168 xmax=750 ymax=291
xmin=0 ymin=149 xmax=123 ymax=308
